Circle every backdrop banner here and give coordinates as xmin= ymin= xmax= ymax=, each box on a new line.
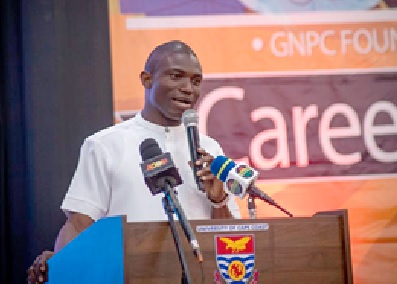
xmin=108 ymin=1 xmax=397 ymax=283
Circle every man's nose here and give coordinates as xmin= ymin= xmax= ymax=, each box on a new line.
xmin=180 ymin=77 xmax=194 ymax=93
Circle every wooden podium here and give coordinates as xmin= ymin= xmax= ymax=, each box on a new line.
xmin=48 ymin=210 xmax=352 ymax=283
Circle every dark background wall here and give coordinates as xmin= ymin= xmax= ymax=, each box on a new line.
xmin=0 ymin=1 xmax=113 ymax=283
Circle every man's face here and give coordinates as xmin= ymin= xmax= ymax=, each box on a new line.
xmin=145 ymin=52 xmax=203 ymax=126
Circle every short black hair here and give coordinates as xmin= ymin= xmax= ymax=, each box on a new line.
xmin=144 ymin=40 xmax=200 ymax=73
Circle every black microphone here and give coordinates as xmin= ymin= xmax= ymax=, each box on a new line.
xmin=139 ymin=138 xmax=203 ymax=261
xmin=182 ymin=109 xmax=205 ymax=193
xmin=139 ymin=138 xmax=182 ymax=195
xmin=210 ymin=155 xmax=293 ymax=217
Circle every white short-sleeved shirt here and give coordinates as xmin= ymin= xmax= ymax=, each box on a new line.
xmin=61 ymin=113 xmax=241 ymax=222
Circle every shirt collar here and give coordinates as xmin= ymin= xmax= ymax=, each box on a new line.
xmin=135 ymin=112 xmax=184 ymax=134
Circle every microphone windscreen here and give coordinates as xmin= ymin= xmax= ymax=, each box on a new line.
xmin=182 ymin=109 xmax=198 ymax=127
xmin=139 ymin=138 xmax=162 ymax=160
xmin=210 ymin=155 xmax=236 ymax=182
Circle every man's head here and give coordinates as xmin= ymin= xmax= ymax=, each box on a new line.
xmin=140 ymin=40 xmax=203 ymax=126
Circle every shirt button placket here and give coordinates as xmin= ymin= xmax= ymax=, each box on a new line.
xmin=164 ymin=127 xmax=170 ymax=152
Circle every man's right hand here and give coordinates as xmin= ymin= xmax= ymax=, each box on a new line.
xmin=26 ymin=213 xmax=93 ymax=283
xmin=27 ymin=250 xmax=55 ymax=283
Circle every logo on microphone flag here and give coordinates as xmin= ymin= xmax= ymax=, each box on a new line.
xmin=226 ymin=165 xmax=255 ymax=195
xmin=236 ymin=165 xmax=254 ymax=178
xmin=215 ymin=234 xmax=256 ymax=283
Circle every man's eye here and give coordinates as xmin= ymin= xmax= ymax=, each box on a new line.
xmin=192 ymin=78 xmax=202 ymax=86
xmin=170 ymin=73 xmax=182 ymax=79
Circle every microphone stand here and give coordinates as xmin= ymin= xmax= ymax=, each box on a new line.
xmin=162 ymin=182 xmax=192 ymax=284
xmin=247 ymin=192 xmax=294 ymax=218
xmin=247 ymin=196 xmax=257 ymax=219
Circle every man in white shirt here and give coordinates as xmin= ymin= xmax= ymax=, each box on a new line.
xmin=28 ymin=40 xmax=240 ymax=283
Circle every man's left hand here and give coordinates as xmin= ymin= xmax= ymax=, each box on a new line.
xmin=195 ymin=148 xmax=227 ymax=202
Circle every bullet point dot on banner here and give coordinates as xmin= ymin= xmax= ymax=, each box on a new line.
xmin=252 ymin=37 xmax=264 ymax=51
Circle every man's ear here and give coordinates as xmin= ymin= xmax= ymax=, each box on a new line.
xmin=140 ymin=71 xmax=152 ymax=89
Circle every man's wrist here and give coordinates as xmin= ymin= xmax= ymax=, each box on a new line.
xmin=208 ymin=193 xmax=229 ymax=208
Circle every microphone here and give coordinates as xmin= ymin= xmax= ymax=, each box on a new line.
xmin=182 ymin=109 xmax=205 ymax=193
xmin=210 ymin=155 xmax=293 ymax=217
xmin=139 ymin=138 xmax=203 ymax=261
xmin=139 ymin=138 xmax=182 ymax=195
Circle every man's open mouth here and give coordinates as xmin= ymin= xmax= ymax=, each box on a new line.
xmin=173 ymin=97 xmax=192 ymax=106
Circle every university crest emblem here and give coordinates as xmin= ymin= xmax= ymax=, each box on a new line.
xmin=215 ymin=234 xmax=257 ymax=283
